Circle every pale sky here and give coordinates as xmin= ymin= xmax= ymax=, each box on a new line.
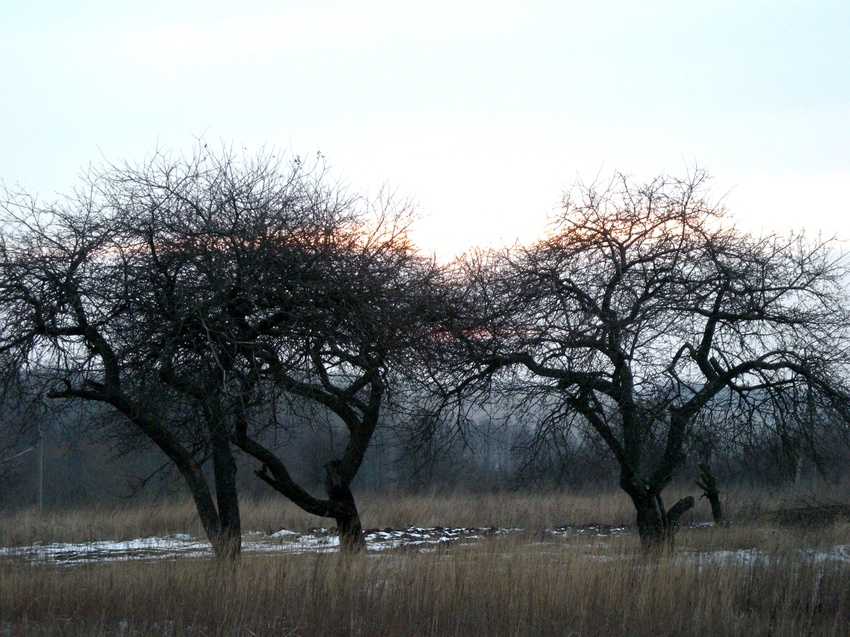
xmin=1 ymin=1 xmax=848 ymax=257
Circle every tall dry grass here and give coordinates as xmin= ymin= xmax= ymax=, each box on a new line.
xmin=1 ymin=532 xmax=848 ymax=636
xmin=1 ymin=485 xmax=849 ymax=636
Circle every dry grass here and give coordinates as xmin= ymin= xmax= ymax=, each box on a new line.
xmin=1 ymin=486 xmax=849 ymax=636
xmin=0 ymin=490 xmax=642 ymax=547
xmin=2 ymin=480 xmax=843 ymax=546
xmin=1 ymin=534 xmax=848 ymax=636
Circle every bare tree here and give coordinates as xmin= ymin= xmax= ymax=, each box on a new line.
xmin=0 ymin=143 xmax=447 ymax=553
xmin=0 ymin=162 xmax=257 ymax=558
xmin=446 ymin=170 xmax=850 ymax=548
xmin=0 ymin=145 xmax=431 ymax=555
xmin=216 ymin=201 xmax=446 ymax=551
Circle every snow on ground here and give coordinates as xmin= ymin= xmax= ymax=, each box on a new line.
xmin=1 ymin=525 xmax=848 ymax=566
xmin=684 ymin=544 xmax=850 ymax=567
xmin=0 ymin=534 xmax=212 ymax=565
xmin=0 ymin=526 xmax=515 ymax=565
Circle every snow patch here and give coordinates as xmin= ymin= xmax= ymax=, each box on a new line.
xmin=2 ymin=527 xmax=848 ymax=568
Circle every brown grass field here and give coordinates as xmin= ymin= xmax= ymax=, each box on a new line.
xmin=1 ymin=485 xmax=849 ymax=636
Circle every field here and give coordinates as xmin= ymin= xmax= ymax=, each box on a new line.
xmin=1 ymin=487 xmax=849 ymax=636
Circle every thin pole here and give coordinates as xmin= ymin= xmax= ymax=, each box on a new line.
xmin=38 ymin=425 xmax=44 ymax=512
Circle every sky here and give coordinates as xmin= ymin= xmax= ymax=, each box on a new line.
xmin=1 ymin=0 xmax=848 ymax=258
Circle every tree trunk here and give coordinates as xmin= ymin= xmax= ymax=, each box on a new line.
xmin=113 ymin=397 xmax=241 ymax=561
xmin=206 ymin=524 xmax=240 ymax=561
xmin=325 ymin=460 xmax=365 ymax=553
xmin=633 ymin=494 xmax=665 ymax=550
xmin=179 ymin=461 xmax=240 ymax=561
xmin=335 ymin=505 xmax=365 ymax=553
xmin=664 ymin=495 xmax=695 ymax=550
xmin=630 ymin=491 xmax=694 ymax=552
xmin=696 ymin=463 xmax=723 ymax=524
xmin=210 ymin=436 xmax=241 ymax=560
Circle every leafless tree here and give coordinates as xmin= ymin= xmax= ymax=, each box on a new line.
xmin=445 ymin=170 xmax=850 ymax=548
xmin=0 ymin=143 xmax=447 ymax=554
xmin=213 ymin=194 xmax=446 ymax=551
xmin=0 ymin=155 xmax=257 ymax=558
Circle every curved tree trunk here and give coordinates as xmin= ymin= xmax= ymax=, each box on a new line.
xmin=233 ymin=434 xmax=366 ymax=553
xmin=325 ymin=460 xmax=365 ymax=552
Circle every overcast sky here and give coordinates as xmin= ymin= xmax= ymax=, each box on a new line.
xmin=1 ymin=1 xmax=848 ymax=257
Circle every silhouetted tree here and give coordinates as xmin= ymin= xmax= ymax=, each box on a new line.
xmin=445 ymin=170 xmax=850 ymax=548
xmin=0 ymin=144 xmax=444 ymax=554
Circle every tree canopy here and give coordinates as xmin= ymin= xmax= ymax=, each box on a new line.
xmin=443 ymin=170 xmax=850 ymax=546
